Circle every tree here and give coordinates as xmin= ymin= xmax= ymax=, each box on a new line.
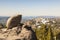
xmin=35 ymin=24 xmax=54 ymax=40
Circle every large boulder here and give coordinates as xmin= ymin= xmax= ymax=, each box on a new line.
xmin=6 ymin=14 xmax=22 ymax=29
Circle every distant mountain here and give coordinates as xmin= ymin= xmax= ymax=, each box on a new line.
xmin=0 ymin=16 xmax=9 ymax=25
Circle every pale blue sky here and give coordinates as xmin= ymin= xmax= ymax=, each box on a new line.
xmin=0 ymin=0 xmax=60 ymax=16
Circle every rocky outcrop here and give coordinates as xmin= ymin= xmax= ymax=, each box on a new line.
xmin=0 ymin=14 xmax=37 ymax=40
xmin=0 ymin=25 xmax=37 ymax=40
xmin=19 ymin=25 xmax=37 ymax=40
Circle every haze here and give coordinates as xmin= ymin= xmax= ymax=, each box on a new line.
xmin=0 ymin=0 xmax=60 ymax=16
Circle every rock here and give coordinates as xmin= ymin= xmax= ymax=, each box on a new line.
xmin=6 ymin=14 xmax=22 ymax=29
xmin=15 ymin=39 xmax=21 ymax=40
xmin=0 ymin=38 xmax=6 ymax=40
xmin=19 ymin=25 xmax=37 ymax=40
xmin=0 ymin=25 xmax=37 ymax=40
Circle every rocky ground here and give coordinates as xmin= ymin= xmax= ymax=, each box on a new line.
xmin=0 ymin=25 xmax=37 ymax=40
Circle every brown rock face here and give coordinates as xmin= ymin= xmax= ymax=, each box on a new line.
xmin=6 ymin=14 xmax=22 ymax=29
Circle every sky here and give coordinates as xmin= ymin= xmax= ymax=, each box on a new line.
xmin=0 ymin=0 xmax=60 ymax=16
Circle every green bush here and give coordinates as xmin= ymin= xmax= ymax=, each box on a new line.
xmin=35 ymin=24 xmax=54 ymax=40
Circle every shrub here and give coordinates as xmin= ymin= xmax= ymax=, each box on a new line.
xmin=35 ymin=24 xmax=54 ymax=40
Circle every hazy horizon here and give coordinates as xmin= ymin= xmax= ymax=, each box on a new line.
xmin=0 ymin=0 xmax=60 ymax=16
